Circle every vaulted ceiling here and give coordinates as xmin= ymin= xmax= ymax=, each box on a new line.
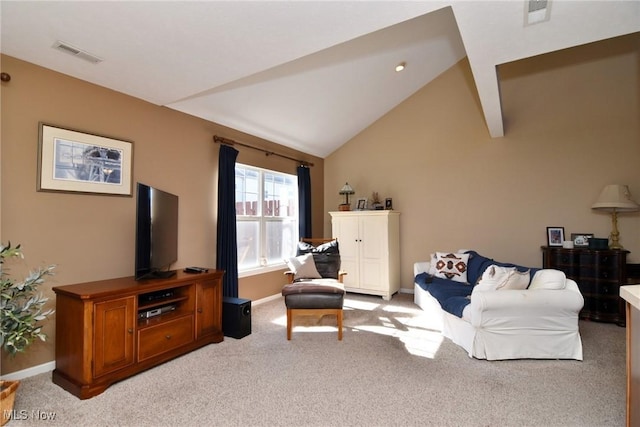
xmin=2 ymin=1 xmax=638 ymax=157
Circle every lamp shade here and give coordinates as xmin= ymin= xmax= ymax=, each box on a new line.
xmin=592 ymin=184 xmax=640 ymax=212
xmin=339 ymin=183 xmax=354 ymax=195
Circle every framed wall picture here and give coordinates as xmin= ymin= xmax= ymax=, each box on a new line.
xmin=356 ymin=198 xmax=367 ymax=210
xmin=38 ymin=123 xmax=133 ymax=196
xmin=571 ymin=233 xmax=594 ymax=247
xmin=546 ymin=227 xmax=565 ymax=247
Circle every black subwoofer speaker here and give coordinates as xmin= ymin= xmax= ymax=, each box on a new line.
xmin=222 ymin=297 xmax=251 ymax=339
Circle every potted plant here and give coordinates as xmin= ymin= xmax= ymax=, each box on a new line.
xmin=0 ymin=242 xmax=55 ymax=426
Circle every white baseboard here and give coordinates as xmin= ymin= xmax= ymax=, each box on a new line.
xmin=399 ymin=287 xmax=414 ymax=294
xmin=251 ymin=293 xmax=282 ymax=306
xmin=1 ymin=361 xmax=55 ymax=381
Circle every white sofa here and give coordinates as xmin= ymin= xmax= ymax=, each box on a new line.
xmin=414 ymin=260 xmax=584 ymax=360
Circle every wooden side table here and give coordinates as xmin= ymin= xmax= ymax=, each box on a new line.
xmin=542 ymin=246 xmax=628 ymax=326
xmin=620 ymin=286 xmax=640 ymax=427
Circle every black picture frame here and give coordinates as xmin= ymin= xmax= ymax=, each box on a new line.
xmin=547 ymin=227 xmax=565 ymax=247
xmin=385 ymin=198 xmax=393 ymax=210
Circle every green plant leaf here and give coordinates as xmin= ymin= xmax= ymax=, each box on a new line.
xmin=1 ymin=242 xmax=55 ymax=356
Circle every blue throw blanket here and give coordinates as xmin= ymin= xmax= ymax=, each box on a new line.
xmin=414 ymin=273 xmax=472 ymax=317
xmin=415 ymin=250 xmax=541 ymax=318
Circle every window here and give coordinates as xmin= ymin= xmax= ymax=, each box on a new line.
xmin=235 ymin=164 xmax=298 ymax=272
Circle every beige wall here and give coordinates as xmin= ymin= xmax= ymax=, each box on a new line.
xmin=324 ymin=33 xmax=640 ymax=291
xmin=0 ymin=55 xmax=323 ymax=374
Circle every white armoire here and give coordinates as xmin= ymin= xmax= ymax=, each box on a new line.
xmin=329 ymin=211 xmax=400 ymax=300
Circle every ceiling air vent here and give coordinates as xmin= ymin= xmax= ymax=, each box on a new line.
xmin=526 ymin=0 xmax=551 ymax=25
xmin=528 ymin=0 xmax=548 ymax=13
xmin=52 ymin=41 xmax=103 ymax=64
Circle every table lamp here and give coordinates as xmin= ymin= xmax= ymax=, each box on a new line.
xmin=338 ymin=183 xmax=355 ymax=211
xmin=591 ymin=184 xmax=639 ymax=249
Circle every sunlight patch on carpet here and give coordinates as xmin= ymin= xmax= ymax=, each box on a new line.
xmin=272 ymin=295 xmax=444 ymax=357
xmin=344 ymin=299 xmax=380 ymax=311
xmin=272 ymin=315 xmax=287 ymax=326
xmin=352 ymin=318 xmax=443 ymax=358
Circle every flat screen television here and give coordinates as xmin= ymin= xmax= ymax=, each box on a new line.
xmin=135 ymin=182 xmax=179 ymax=280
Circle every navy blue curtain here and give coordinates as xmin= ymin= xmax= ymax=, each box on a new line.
xmin=297 ymin=165 xmax=312 ymax=239
xmin=216 ymin=145 xmax=239 ymax=298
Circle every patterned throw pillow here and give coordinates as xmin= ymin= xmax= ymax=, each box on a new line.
xmin=434 ymin=252 xmax=470 ymax=283
xmin=285 ymin=253 xmax=322 ymax=281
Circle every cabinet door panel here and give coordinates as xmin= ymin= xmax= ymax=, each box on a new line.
xmin=340 ymin=258 xmax=359 ymax=288
xmin=594 ymin=297 xmax=622 ymax=315
xmin=359 ymin=216 xmax=388 ymax=291
xmin=360 ymin=258 xmax=386 ymax=291
xmin=335 ymin=216 xmax=359 ymax=255
xmin=196 ymin=279 xmax=221 ymax=338
xmin=360 ymin=216 xmax=386 ymax=260
xmin=333 ymin=216 xmax=360 ymax=287
xmin=94 ymin=297 xmax=135 ymax=378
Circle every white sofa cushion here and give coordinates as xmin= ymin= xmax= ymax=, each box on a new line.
xmin=529 ymin=269 xmax=567 ymax=290
xmin=473 ymin=266 xmax=503 ymax=292
xmin=498 ymin=269 xmax=530 ymax=290
xmin=475 ymin=264 xmax=530 ymax=291
xmin=428 ymin=253 xmax=437 ymax=275
xmin=474 ymin=265 xmax=513 ymax=290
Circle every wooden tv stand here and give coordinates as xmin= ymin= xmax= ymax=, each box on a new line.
xmin=52 ymin=270 xmax=224 ymax=399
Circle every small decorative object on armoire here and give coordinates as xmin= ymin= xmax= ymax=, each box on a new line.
xmin=370 ymin=192 xmax=384 ymax=210
xmin=591 ymin=184 xmax=639 ymax=249
xmin=338 ymin=182 xmax=355 ymax=211
xmin=356 ymin=198 xmax=367 ymax=211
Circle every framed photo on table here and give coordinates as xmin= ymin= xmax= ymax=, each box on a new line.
xmin=571 ymin=233 xmax=593 ymax=247
xmin=37 ymin=123 xmax=133 ymax=196
xmin=356 ymin=198 xmax=367 ymax=211
xmin=546 ymin=227 xmax=565 ymax=247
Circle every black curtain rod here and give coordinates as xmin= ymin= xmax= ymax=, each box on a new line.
xmin=213 ymin=135 xmax=314 ymax=167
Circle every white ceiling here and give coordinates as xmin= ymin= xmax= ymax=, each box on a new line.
xmin=2 ymin=1 xmax=638 ymax=158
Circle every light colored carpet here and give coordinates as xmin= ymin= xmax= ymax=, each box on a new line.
xmin=9 ymin=293 xmax=626 ymax=426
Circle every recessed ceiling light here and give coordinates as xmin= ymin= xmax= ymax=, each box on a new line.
xmin=395 ymin=62 xmax=406 ymax=72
